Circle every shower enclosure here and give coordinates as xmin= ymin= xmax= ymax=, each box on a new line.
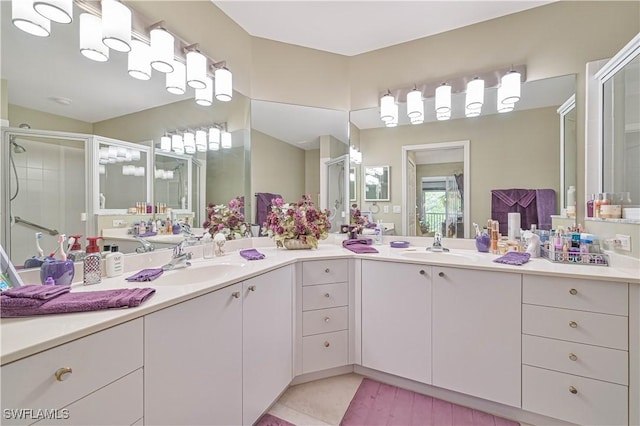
xmin=325 ymin=155 xmax=350 ymax=233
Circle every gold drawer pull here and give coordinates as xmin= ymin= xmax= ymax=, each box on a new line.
xmin=324 ymin=341 xmax=330 ymax=348
xmin=569 ymin=321 xmax=578 ymax=328
xmin=232 ymin=291 xmax=240 ymax=299
xmin=569 ymin=288 xmax=578 ymax=295
xmin=569 ymin=386 xmax=578 ymax=395
xmin=55 ymin=367 xmax=73 ymax=382
xmin=324 ymin=316 xmax=330 ymax=322
xmin=325 ymin=268 xmax=330 ymax=273
xmin=248 ymin=285 xmax=256 ymax=292
xmin=324 ymin=293 xmax=330 ymax=298
xmin=569 ymin=353 xmax=578 ymax=361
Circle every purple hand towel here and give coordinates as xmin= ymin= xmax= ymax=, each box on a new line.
xmin=493 ymin=251 xmax=531 ymax=266
xmin=139 ymin=231 xmax=158 ymax=237
xmin=126 ymin=268 xmax=164 ymax=282
xmin=343 ymin=238 xmax=373 ymax=246
xmin=2 ymin=284 xmax=71 ymax=300
xmin=343 ymin=239 xmax=378 ymax=254
xmin=240 ymin=248 xmax=266 ymax=260
xmin=1 ymin=288 xmax=156 ymax=318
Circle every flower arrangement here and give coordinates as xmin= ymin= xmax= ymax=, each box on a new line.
xmin=203 ymin=196 xmax=247 ymax=240
xmin=263 ymin=195 xmax=331 ymax=248
xmin=350 ymin=203 xmax=369 ymax=234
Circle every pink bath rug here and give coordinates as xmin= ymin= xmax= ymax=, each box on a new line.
xmin=255 ymin=413 xmax=296 ymax=426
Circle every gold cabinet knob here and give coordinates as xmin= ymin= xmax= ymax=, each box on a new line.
xmin=569 ymin=386 xmax=578 ymax=395
xmin=55 ymin=367 xmax=73 ymax=382
xmin=324 ymin=293 xmax=330 ymax=298
xmin=569 ymin=321 xmax=578 ymax=328
xmin=248 ymin=285 xmax=256 ymax=292
xmin=324 ymin=316 xmax=330 ymax=323
xmin=232 ymin=291 xmax=240 ymax=299
xmin=324 ymin=341 xmax=330 ymax=348
xmin=569 ymin=353 xmax=578 ymax=361
xmin=325 ymin=268 xmax=330 ymax=273
xmin=569 ymin=288 xmax=578 ymax=295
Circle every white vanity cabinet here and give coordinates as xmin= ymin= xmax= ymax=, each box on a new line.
xmin=432 ymin=266 xmax=521 ymax=408
xmin=361 ymin=260 xmax=432 ymax=384
xmin=521 ymin=275 xmax=629 ymax=425
xmin=1 ymin=319 xmax=143 ymax=426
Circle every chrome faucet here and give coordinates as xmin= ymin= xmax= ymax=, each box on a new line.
xmin=426 ymin=232 xmax=450 ymax=252
xmin=163 ymin=240 xmax=193 ymax=270
xmin=134 ymin=235 xmax=155 ymax=253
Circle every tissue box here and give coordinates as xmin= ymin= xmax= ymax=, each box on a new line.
xmin=623 ymin=207 xmax=640 ymax=220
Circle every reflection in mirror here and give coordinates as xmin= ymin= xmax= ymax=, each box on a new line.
xmin=364 ymin=165 xmax=390 ymax=201
xmin=349 ymin=167 xmax=357 ymax=202
xmin=154 ymin=152 xmax=191 ymax=212
xmin=98 ymin=140 xmax=149 ymax=211
xmin=558 ymin=95 xmax=577 ymax=220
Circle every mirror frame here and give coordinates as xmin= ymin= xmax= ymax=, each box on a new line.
xmin=363 ymin=165 xmax=391 ymax=202
xmin=558 ymin=94 xmax=576 ymax=212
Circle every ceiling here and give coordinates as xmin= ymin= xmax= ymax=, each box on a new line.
xmin=213 ymin=1 xmax=555 ymax=56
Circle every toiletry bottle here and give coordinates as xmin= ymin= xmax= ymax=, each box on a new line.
xmin=166 ymin=217 xmax=172 ymax=234
xmin=105 ymin=245 xmax=124 ymax=278
xmin=83 ymin=237 xmax=103 ymax=285
xmin=374 ymin=222 xmax=383 ymax=245
xmin=67 ymin=234 xmax=85 ymax=262
xmin=594 ymin=193 xmax=603 ymax=218
xmin=586 ymin=194 xmax=595 ymax=218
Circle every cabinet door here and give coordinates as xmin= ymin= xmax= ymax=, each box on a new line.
xmin=144 ymin=284 xmax=243 ymax=426
xmin=243 ymin=265 xmax=293 ymax=425
xmin=432 ymin=267 xmax=521 ymax=407
xmin=361 ymin=261 xmax=432 ymax=384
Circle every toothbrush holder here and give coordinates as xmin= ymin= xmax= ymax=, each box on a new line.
xmin=475 ymin=234 xmax=491 ymax=253
xmin=40 ymin=260 xmax=75 ymax=286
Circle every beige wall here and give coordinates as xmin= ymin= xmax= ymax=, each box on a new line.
xmin=206 ymin=146 xmax=245 ymax=207
xmin=305 ymin=149 xmax=320 ymax=201
xmin=356 ymin=106 xmax=560 ymax=231
xmin=8 ymin=104 xmax=93 ymax=134
xmin=1 ymin=79 xmax=7 ymax=121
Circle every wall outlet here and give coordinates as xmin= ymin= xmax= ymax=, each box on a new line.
xmin=393 ymin=205 xmax=401 ymax=214
xmin=615 ymin=234 xmax=631 ymax=251
xmin=112 ymin=219 xmax=125 ymax=227
xmin=383 ymin=205 xmax=389 ymax=213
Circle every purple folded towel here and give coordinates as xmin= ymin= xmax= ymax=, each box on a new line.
xmin=343 ymin=239 xmax=378 ymax=254
xmin=2 ymin=284 xmax=70 ymax=300
xmin=139 ymin=231 xmax=157 ymax=237
xmin=1 ymin=287 xmax=156 ymax=318
xmin=240 ymin=248 xmax=266 ymax=260
xmin=494 ymin=251 xmax=531 ymax=266
xmin=343 ymin=238 xmax=373 ymax=246
xmin=126 ymin=268 xmax=164 ymax=282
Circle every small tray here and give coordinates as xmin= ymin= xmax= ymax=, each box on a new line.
xmin=540 ymin=246 xmax=608 ymax=266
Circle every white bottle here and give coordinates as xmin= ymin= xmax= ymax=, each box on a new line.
xmin=374 ymin=221 xmax=383 ymax=245
xmin=105 ymin=245 xmax=124 ymax=278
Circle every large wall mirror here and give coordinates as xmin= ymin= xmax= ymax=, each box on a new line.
xmin=350 ymin=74 xmax=576 ymax=237
xmin=1 ymin=2 xmax=250 ymax=264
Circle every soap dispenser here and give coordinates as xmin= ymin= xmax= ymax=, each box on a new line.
xmin=83 ymin=237 xmax=103 ymax=285
xmin=67 ymin=234 xmax=85 ymax=262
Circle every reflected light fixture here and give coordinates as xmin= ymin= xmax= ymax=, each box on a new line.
xmin=435 ymin=83 xmax=451 ymax=114
xmin=221 ymin=131 xmax=232 ymax=149
xmin=380 ymin=90 xmax=395 ymax=122
xmin=186 ymin=49 xmax=207 ymax=89
xmin=101 ymin=0 xmax=131 ymax=52
xmin=150 ymin=25 xmax=175 ymax=73
xmin=166 ymin=60 xmax=186 ymax=95
xmin=214 ymin=66 xmax=233 ymax=102
xmin=127 ymin=39 xmax=151 ymax=80
xmin=406 ymin=87 xmax=423 ymax=119
xmin=80 ymin=13 xmax=109 ymax=62
xmin=209 ymin=127 xmax=221 ymax=150
xmin=499 ymin=70 xmax=521 ymax=104
xmin=195 ymin=76 xmax=213 ymax=106
xmin=183 ymin=131 xmax=196 ymax=154
xmin=160 ymin=135 xmax=171 ymax=151
xmin=195 ymin=130 xmax=207 ymax=152
xmin=13 ymin=0 xmax=51 ymax=37
xmin=466 ymin=77 xmax=484 ymax=110
xmin=34 ymin=0 xmax=72 ymax=24
xmin=171 ymin=134 xmax=184 ymax=153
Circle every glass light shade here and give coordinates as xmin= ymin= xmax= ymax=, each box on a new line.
xmin=406 ymin=89 xmax=423 ymax=118
xmin=107 ymin=146 xmax=118 ymax=158
xmin=221 ymin=131 xmax=232 ymax=149
xmin=34 ymin=0 xmax=72 ymax=24
xmin=380 ymin=92 xmax=395 ymax=122
xmin=99 ymin=147 xmax=108 ymax=159
xmin=209 ymin=141 xmax=220 ymax=151
xmin=385 ymin=102 xmax=399 ymax=126
xmin=166 ymin=60 xmax=186 ymax=95
xmin=195 ymin=77 xmax=213 ymax=106
xmin=186 ymin=51 xmax=207 ymax=89
xmin=466 ymin=78 xmax=484 ymax=110
xmin=160 ymin=136 xmax=171 ymax=151
xmin=131 ymin=150 xmax=140 ymax=161
xmin=208 ymin=127 xmax=221 ymax=144
xmin=80 ymin=13 xmax=108 ymax=62
xmin=215 ymin=67 xmax=233 ymax=102
xmin=125 ymin=149 xmax=132 ymax=161
xmin=437 ymin=111 xmax=451 ymax=121
xmin=385 ymin=120 xmax=398 ymax=128
xmin=196 ymin=130 xmax=207 ymax=152
xmin=150 ymin=28 xmax=174 ymax=73
xmin=497 ymin=87 xmax=515 ymax=113
xmin=410 ymin=116 xmax=424 ymax=125
xmin=13 ymin=0 xmax=51 ymax=37
xmin=465 ymin=106 xmax=481 ymax=117
xmin=500 ymin=71 xmax=521 ymax=104
xmin=435 ymin=83 xmax=452 ymax=113
xmin=171 ymin=134 xmax=183 ymax=152
xmin=127 ymin=39 xmax=151 ymax=80
xmin=184 ymin=144 xmax=196 ymax=154
xmin=183 ymin=131 xmax=196 ymax=151
xmin=101 ymin=0 xmax=131 ymax=52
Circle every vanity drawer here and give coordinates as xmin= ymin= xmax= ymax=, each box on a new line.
xmin=522 ymin=365 xmax=628 ymax=426
xmin=303 ymin=282 xmax=348 ymax=311
xmin=522 ymin=334 xmax=628 ymax=385
xmin=302 ymin=259 xmax=348 ymax=286
xmin=523 ymin=275 xmax=628 ymax=315
xmin=522 ymin=304 xmax=628 ymax=350
xmin=1 ymin=319 xmax=143 ymax=424
xmin=302 ymin=330 xmax=349 ymax=374
xmin=303 ymin=306 xmax=348 ymax=336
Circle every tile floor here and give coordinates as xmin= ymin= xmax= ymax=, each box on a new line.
xmin=267 ymin=373 xmax=533 ymax=426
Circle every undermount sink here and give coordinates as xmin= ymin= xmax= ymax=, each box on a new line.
xmin=152 ymin=262 xmax=245 ymax=285
xmin=399 ymin=250 xmax=481 ymax=263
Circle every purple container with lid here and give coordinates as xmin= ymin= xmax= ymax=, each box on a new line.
xmin=40 ymin=259 xmax=75 ymax=285
xmin=475 ymin=234 xmax=491 ymax=252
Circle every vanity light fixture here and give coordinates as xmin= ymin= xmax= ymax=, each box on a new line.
xmin=195 ymin=76 xmax=213 ymax=107
xmin=13 ymin=0 xmax=51 ymax=37
xmin=101 ymin=0 xmax=131 ymax=52
xmin=166 ymin=60 xmax=186 ymax=95
xmin=435 ymin=83 xmax=452 ymax=114
xmin=149 ymin=24 xmax=174 ymax=73
xmin=195 ymin=130 xmax=207 ymax=152
xmin=499 ymin=70 xmax=521 ymax=104
xmin=79 ymin=13 xmax=108 ymax=62
xmin=34 ymin=0 xmax=72 ymax=24
xmin=380 ymin=90 xmax=395 ymax=122
xmin=465 ymin=77 xmax=484 ymax=110
xmin=160 ymin=135 xmax=171 ymax=151
xmin=127 ymin=39 xmax=151 ymax=80
xmin=171 ymin=134 xmax=184 ymax=153
xmin=214 ymin=65 xmax=233 ymax=102
xmin=406 ymin=87 xmax=424 ymax=119
xmin=221 ymin=130 xmax=232 ymax=149
xmin=384 ymin=102 xmax=399 ymax=127
xmin=186 ymin=47 xmax=207 ymax=89
xmin=183 ymin=131 xmax=196 ymax=154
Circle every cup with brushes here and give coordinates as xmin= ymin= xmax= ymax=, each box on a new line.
xmin=40 ymin=234 xmax=75 ymax=286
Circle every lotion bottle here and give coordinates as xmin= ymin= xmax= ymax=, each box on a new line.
xmin=105 ymin=245 xmax=124 ymax=277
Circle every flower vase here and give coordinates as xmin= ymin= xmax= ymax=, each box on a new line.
xmin=282 ymin=239 xmax=313 ymax=250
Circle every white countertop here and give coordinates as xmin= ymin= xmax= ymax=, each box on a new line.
xmin=2 ymin=237 xmax=638 ymax=366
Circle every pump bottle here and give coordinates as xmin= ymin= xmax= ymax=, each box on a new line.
xmin=83 ymin=237 xmax=103 ymax=285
